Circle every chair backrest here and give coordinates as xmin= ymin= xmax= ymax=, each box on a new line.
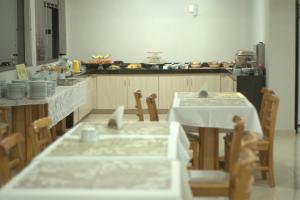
xmin=260 ymin=93 xmax=280 ymax=142
xmin=134 ymin=90 xmax=144 ymax=121
xmin=259 ymin=88 xmax=275 ymax=122
xmin=146 ymin=93 xmax=159 ymax=121
xmin=0 ymin=133 xmax=24 ymax=184
xmin=31 ymin=117 xmax=53 ymax=156
xmin=228 ymin=116 xmax=245 ymax=175
xmin=241 ymin=132 xmax=259 ymax=152
xmin=231 ymin=148 xmax=256 ymax=200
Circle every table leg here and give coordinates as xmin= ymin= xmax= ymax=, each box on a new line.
xmin=12 ymin=106 xmax=25 ymax=133
xmin=12 ymin=106 xmax=34 ymax=164
xmin=12 ymin=106 xmax=26 ymax=160
xmin=51 ymin=127 xmax=57 ymax=140
xmin=24 ymin=105 xmax=33 ymax=163
xmin=198 ymin=128 xmax=219 ymax=169
xmin=37 ymin=104 xmax=46 ymax=118
xmin=61 ymin=118 xmax=67 ymax=132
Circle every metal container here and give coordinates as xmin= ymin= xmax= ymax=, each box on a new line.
xmin=235 ymin=50 xmax=256 ymax=68
xmin=256 ymin=42 xmax=265 ymax=67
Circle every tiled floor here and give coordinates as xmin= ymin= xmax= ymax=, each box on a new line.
xmin=82 ymin=114 xmax=300 ymax=200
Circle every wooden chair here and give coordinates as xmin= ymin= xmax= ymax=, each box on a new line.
xmin=146 ymin=93 xmax=159 ymax=121
xmin=30 ymin=117 xmax=53 ymax=157
xmin=145 ymin=93 xmax=200 ymax=169
xmin=259 ymin=88 xmax=275 ymax=123
xmin=224 ymin=92 xmax=279 ymax=187
xmin=257 ymin=93 xmax=280 ymax=187
xmin=134 ymin=90 xmax=144 ymax=121
xmin=192 ymin=148 xmax=256 ymax=200
xmin=0 ymin=133 xmax=25 ymax=185
xmin=189 ymin=116 xmax=245 ymax=197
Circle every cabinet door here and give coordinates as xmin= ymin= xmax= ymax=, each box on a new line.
xmin=220 ymin=75 xmax=235 ymax=92
xmin=190 ymin=75 xmax=221 ymax=92
xmin=233 ymin=79 xmax=237 ymax=92
xmin=89 ymin=76 xmax=97 ymax=109
xmin=73 ymin=109 xmax=79 ymax=124
xmin=158 ymin=75 xmax=189 ymax=109
xmin=127 ymin=75 xmax=159 ymax=109
xmin=96 ymin=76 xmax=127 ymax=109
xmin=79 ymin=77 xmax=96 ymax=120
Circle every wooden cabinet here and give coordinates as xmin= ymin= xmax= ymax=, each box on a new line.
xmin=220 ymin=74 xmax=236 ymax=92
xmin=158 ymin=75 xmax=190 ymax=109
xmin=158 ymin=74 xmax=221 ymax=109
xmin=190 ymin=75 xmax=221 ymax=92
xmin=96 ymin=75 xmax=158 ymax=109
xmin=233 ymin=80 xmax=237 ymax=92
xmin=95 ymin=74 xmax=233 ymax=110
xmin=79 ymin=76 xmax=96 ymax=119
xmin=127 ymin=75 xmax=159 ymax=109
xmin=96 ymin=76 xmax=127 ymax=109
xmin=73 ymin=73 xmax=232 ymax=123
xmin=74 ymin=76 xmax=97 ymax=124
xmin=73 ymin=108 xmax=79 ymax=124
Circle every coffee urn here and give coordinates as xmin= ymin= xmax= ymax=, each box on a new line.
xmin=256 ymin=42 xmax=265 ymax=67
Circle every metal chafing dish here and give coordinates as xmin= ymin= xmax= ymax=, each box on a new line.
xmin=235 ymin=50 xmax=256 ymax=68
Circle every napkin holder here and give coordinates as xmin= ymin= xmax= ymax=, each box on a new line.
xmin=107 ymin=106 xmax=124 ymax=129
xmin=198 ymin=90 xmax=208 ymax=98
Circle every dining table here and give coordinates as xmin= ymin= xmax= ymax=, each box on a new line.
xmin=0 ymin=121 xmax=193 ymax=200
xmin=168 ymin=92 xmax=263 ymax=170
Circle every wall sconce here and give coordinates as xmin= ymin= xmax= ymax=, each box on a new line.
xmin=188 ymin=4 xmax=198 ymax=17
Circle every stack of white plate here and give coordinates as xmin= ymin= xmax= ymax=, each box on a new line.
xmin=12 ymin=80 xmax=29 ymax=95
xmin=29 ymin=81 xmax=48 ymax=99
xmin=7 ymin=83 xmax=26 ymax=100
xmin=46 ymin=81 xmax=56 ymax=96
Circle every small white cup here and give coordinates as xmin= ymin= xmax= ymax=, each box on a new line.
xmin=80 ymin=127 xmax=98 ymax=142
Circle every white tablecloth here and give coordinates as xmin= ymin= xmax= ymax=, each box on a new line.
xmin=0 ymin=158 xmax=191 ymax=200
xmin=35 ymin=122 xmax=191 ymax=166
xmin=0 ymin=122 xmax=193 ymax=200
xmin=168 ymin=92 xmax=262 ymax=134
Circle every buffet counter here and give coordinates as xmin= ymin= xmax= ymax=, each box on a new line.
xmin=0 ymin=78 xmax=88 ymax=163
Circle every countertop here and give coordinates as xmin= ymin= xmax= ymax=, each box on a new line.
xmin=76 ymin=67 xmax=264 ymax=82
xmin=84 ymin=67 xmax=230 ymax=75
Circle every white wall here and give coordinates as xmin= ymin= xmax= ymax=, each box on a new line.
xmin=0 ymin=0 xmax=18 ymax=63
xmin=66 ymin=0 xmax=254 ymax=63
xmin=265 ymin=0 xmax=296 ymax=130
xmin=251 ymin=0 xmax=267 ymax=44
xmin=65 ymin=0 xmax=297 ymax=131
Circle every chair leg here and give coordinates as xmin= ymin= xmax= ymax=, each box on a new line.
xmin=51 ymin=128 xmax=57 ymax=141
xmin=223 ymin=137 xmax=230 ymax=172
xmin=267 ymin=149 xmax=275 ymax=187
xmin=191 ymin=141 xmax=199 ymax=169
xmin=259 ymin=151 xmax=267 ymax=180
